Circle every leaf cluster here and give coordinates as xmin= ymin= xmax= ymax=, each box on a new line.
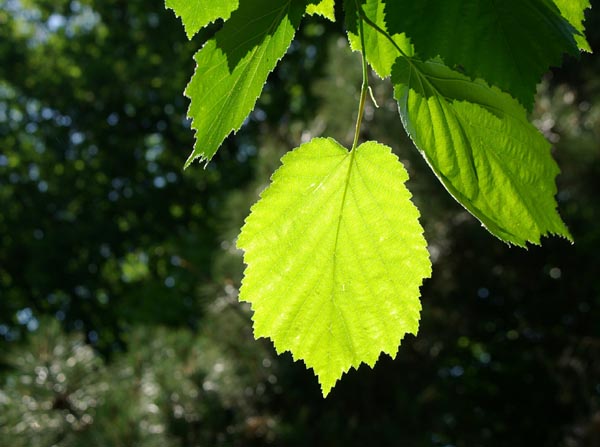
xmin=166 ymin=0 xmax=591 ymax=394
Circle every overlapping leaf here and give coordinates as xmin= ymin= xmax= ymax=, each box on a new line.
xmin=344 ymin=0 xmax=413 ymax=78
xmin=166 ymin=0 xmax=588 ymax=396
xmin=385 ymin=0 xmax=581 ymax=109
xmin=392 ymin=57 xmax=572 ymax=246
xmin=238 ymin=138 xmax=431 ymax=396
xmin=165 ymin=0 xmax=239 ymax=39
xmin=552 ymin=0 xmax=592 ymax=51
xmin=306 ymin=0 xmax=336 ymax=21
xmin=184 ymin=0 xmax=305 ymax=166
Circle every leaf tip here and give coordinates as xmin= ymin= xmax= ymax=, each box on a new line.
xmin=320 ymin=380 xmax=336 ymax=398
xmin=183 ymin=151 xmax=209 ymax=170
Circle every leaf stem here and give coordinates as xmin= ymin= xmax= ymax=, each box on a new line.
xmin=358 ymin=8 xmax=409 ymax=59
xmin=351 ymin=3 xmax=370 ymax=152
xmin=357 ymin=7 xmax=429 ymax=96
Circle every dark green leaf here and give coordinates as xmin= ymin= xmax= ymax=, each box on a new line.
xmin=385 ymin=0 xmax=581 ymax=109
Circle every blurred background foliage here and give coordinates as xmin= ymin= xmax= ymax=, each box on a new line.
xmin=0 ymin=0 xmax=599 ymax=446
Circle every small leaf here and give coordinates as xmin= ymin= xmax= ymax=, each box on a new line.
xmin=238 ymin=138 xmax=431 ymax=396
xmin=306 ymin=0 xmax=336 ymax=21
xmin=344 ymin=0 xmax=413 ymax=78
xmin=165 ymin=0 xmax=239 ymax=39
xmin=384 ymin=0 xmax=581 ymax=109
xmin=552 ymin=0 xmax=592 ymax=51
xmin=184 ymin=0 xmax=305 ymax=166
xmin=392 ymin=57 xmax=572 ymax=246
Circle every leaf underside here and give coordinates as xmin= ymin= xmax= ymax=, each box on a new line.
xmin=238 ymin=138 xmax=431 ymax=396
xmin=392 ymin=57 xmax=572 ymax=246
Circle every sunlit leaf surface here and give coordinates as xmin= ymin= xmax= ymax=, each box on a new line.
xmin=238 ymin=138 xmax=431 ymax=395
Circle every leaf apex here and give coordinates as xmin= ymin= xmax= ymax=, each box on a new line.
xmin=183 ymin=149 xmax=209 ymax=170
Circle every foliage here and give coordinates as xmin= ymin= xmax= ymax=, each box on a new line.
xmin=0 ymin=313 xmax=278 ymax=447
xmin=0 ymin=0 xmax=256 ymax=351
xmin=167 ymin=0 xmax=591 ymax=393
xmin=384 ymin=0 xmax=588 ymax=108
xmin=181 ymin=0 xmax=308 ymax=166
xmin=1 ymin=0 xmax=599 ymax=445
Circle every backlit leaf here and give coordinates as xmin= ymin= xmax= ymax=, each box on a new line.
xmin=238 ymin=138 xmax=431 ymax=396
xmin=344 ymin=0 xmax=413 ymax=78
xmin=184 ymin=0 xmax=305 ymax=166
xmin=165 ymin=0 xmax=239 ymax=39
xmin=552 ymin=0 xmax=592 ymax=51
xmin=306 ymin=0 xmax=336 ymax=21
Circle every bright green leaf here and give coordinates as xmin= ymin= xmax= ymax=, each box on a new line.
xmin=165 ymin=0 xmax=239 ymax=39
xmin=384 ymin=0 xmax=580 ymax=109
xmin=344 ymin=0 xmax=413 ymax=78
xmin=238 ymin=138 xmax=431 ymax=396
xmin=552 ymin=0 xmax=592 ymax=51
xmin=392 ymin=57 xmax=572 ymax=246
xmin=306 ymin=0 xmax=336 ymax=21
xmin=184 ymin=0 xmax=305 ymax=166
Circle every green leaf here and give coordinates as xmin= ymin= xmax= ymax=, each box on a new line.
xmin=344 ymin=0 xmax=413 ymax=78
xmin=184 ymin=0 xmax=305 ymax=166
xmin=238 ymin=137 xmax=431 ymax=396
xmin=165 ymin=0 xmax=239 ymax=39
xmin=552 ymin=0 xmax=592 ymax=51
xmin=384 ymin=0 xmax=580 ymax=109
xmin=392 ymin=57 xmax=572 ymax=246
xmin=306 ymin=0 xmax=336 ymax=21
